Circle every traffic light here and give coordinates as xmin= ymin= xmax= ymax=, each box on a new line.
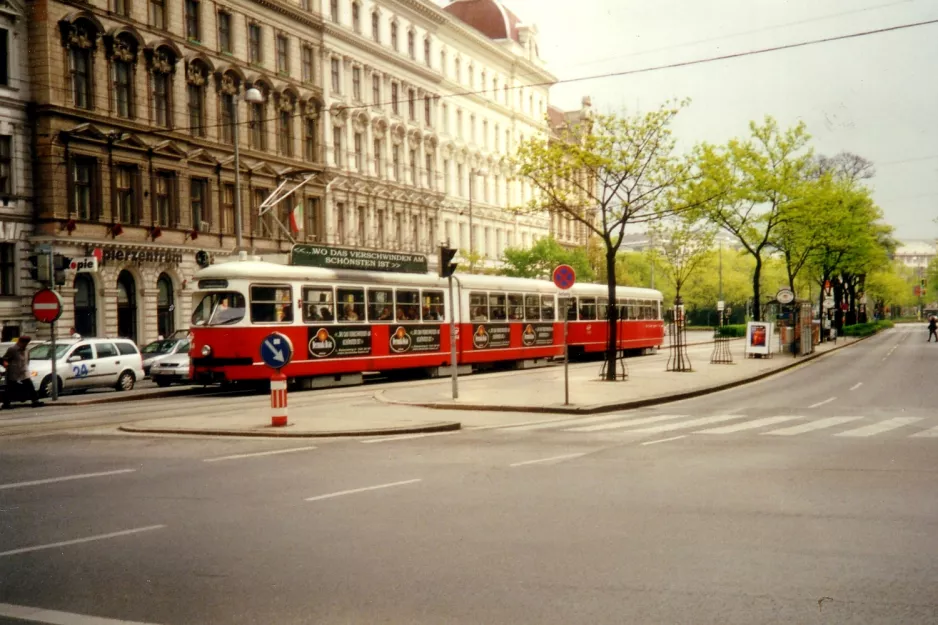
xmin=52 ymin=254 xmax=71 ymax=286
xmin=27 ymin=254 xmax=51 ymax=284
xmin=439 ymin=246 xmax=458 ymax=278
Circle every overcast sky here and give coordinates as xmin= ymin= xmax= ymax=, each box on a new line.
xmin=449 ymin=0 xmax=938 ymax=241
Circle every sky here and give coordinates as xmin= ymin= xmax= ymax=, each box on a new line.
xmin=442 ymin=0 xmax=938 ymax=241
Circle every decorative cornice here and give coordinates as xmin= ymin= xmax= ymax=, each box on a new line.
xmin=324 ymin=22 xmax=440 ymax=85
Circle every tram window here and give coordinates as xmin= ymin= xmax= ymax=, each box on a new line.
xmin=489 ymin=294 xmax=507 ymax=321
xmin=579 ymin=297 xmax=596 ymax=320
xmin=627 ymin=299 xmax=638 ymax=320
xmin=421 ymin=290 xmax=445 ymax=321
xmin=598 ymin=298 xmax=609 ymax=320
xmin=395 ymin=290 xmax=420 ymax=321
xmin=560 ymin=297 xmax=576 ymax=320
xmin=469 ymin=292 xmax=488 ymax=322
xmin=647 ymin=300 xmax=656 ymax=320
xmin=192 ymin=292 xmax=246 ymax=326
xmin=336 ymin=288 xmax=365 ymax=322
xmin=524 ymin=295 xmax=540 ymax=321
xmin=368 ymin=289 xmax=394 ymax=322
xmin=507 ymin=294 xmax=523 ymax=320
xmin=302 ymin=286 xmax=334 ymax=323
xmin=540 ymin=295 xmax=555 ymax=321
xmin=250 ymin=285 xmax=293 ymax=323
xmin=617 ymin=299 xmax=628 ymax=320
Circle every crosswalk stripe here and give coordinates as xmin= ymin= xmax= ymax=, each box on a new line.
xmin=595 ymin=414 xmax=747 ymax=435
xmin=834 ymin=417 xmax=923 ymax=437
xmin=910 ymin=426 xmax=938 ymax=438
xmin=762 ymin=416 xmax=862 ymax=436
xmin=503 ymin=412 xmax=653 ymax=432
xmin=695 ymin=415 xmax=802 ymax=434
xmin=566 ymin=414 xmax=692 ymax=433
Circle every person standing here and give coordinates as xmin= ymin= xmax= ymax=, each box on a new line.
xmin=928 ymin=316 xmax=938 ymax=343
xmin=2 ymin=336 xmax=42 ymax=409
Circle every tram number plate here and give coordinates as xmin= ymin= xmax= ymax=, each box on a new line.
xmin=471 ymin=324 xmax=510 ymax=350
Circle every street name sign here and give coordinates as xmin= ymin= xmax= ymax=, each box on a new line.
xmin=32 ymin=289 xmax=63 ymax=324
xmin=260 ymin=332 xmax=294 ymax=370
xmin=292 ymin=244 xmax=428 ymax=274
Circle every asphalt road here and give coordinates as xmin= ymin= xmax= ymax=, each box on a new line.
xmin=1 ymin=325 xmax=936 ymax=624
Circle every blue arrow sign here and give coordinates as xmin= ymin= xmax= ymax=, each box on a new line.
xmin=260 ymin=332 xmax=294 ymax=370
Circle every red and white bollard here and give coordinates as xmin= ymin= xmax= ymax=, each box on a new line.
xmin=270 ymin=372 xmax=288 ymax=427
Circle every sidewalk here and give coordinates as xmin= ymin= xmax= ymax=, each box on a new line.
xmin=379 ymin=336 xmax=863 ymax=415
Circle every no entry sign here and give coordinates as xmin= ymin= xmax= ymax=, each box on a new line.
xmin=32 ymin=288 xmax=63 ymax=324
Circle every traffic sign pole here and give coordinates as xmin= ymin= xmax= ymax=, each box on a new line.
xmin=49 ymin=249 xmax=56 ymax=402
xmin=552 ymin=265 xmax=576 ymax=406
xmin=260 ymin=332 xmax=294 ymax=427
xmin=449 ymin=275 xmax=458 ymax=400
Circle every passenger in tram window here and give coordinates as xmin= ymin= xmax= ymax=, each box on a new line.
xmin=472 ymin=307 xmax=488 ymax=322
xmin=321 ymin=307 xmax=334 ymax=321
xmin=431 ymin=305 xmax=444 ymax=320
xmin=406 ymin=305 xmax=420 ymax=320
xmin=341 ymin=304 xmax=360 ymax=322
xmin=377 ymin=305 xmax=393 ymax=321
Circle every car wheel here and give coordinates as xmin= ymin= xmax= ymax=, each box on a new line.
xmin=154 ymin=377 xmax=172 ymax=388
xmin=38 ymin=376 xmax=61 ymax=398
xmin=116 ymin=371 xmax=135 ymax=392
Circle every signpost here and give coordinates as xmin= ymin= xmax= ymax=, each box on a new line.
xmin=291 ymin=244 xmax=428 ymax=274
xmin=260 ymin=332 xmax=294 ymax=427
xmin=31 ymin=288 xmax=63 ymax=401
xmin=552 ymin=265 xmax=576 ymax=405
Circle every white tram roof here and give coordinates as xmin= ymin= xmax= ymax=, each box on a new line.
xmin=193 ymin=260 xmax=661 ymax=299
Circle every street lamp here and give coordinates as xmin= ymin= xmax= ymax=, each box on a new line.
xmin=468 ymin=166 xmax=488 ymax=272
xmin=232 ymin=86 xmax=264 ymax=252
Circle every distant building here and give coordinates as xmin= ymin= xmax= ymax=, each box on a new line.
xmin=893 ymin=240 xmax=935 ymax=269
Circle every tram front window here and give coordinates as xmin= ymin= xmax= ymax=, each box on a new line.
xmin=191 ymin=292 xmax=246 ymax=326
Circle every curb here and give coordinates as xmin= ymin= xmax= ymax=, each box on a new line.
xmin=54 ymin=386 xmax=209 ymax=406
xmin=377 ymin=334 xmax=874 ymax=416
xmin=117 ymin=420 xmax=461 ymax=438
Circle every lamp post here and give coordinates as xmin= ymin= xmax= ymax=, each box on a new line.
xmin=467 ymin=167 xmax=488 ymax=272
xmin=232 ymin=86 xmax=264 ymax=252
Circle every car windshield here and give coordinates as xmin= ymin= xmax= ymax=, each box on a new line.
xmin=143 ymin=340 xmax=179 ymax=355
xmin=192 ymin=292 xmax=246 ymax=326
xmin=29 ymin=344 xmax=71 ymax=360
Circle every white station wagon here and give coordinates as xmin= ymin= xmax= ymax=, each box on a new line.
xmin=27 ymin=338 xmax=146 ymax=397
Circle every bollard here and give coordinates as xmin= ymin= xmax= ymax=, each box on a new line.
xmin=270 ymin=372 xmax=288 ymax=427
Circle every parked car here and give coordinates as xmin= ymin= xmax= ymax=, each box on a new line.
xmin=141 ymin=337 xmax=191 ymax=377
xmin=27 ymin=338 xmax=145 ymax=397
xmin=149 ymin=352 xmax=191 ymax=387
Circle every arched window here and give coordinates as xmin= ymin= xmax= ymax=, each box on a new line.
xmin=74 ymin=274 xmax=96 ymax=337
xmin=110 ymin=34 xmax=138 ymax=118
xmin=187 ymin=60 xmax=209 ymax=137
xmin=279 ymin=92 xmax=296 ymax=157
xmin=219 ymin=71 xmax=240 ymax=144
xmin=157 ymin=273 xmax=175 ymax=337
xmin=117 ymin=270 xmax=137 ymax=342
xmin=390 ymin=21 xmax=398 ymax=51
xmin=150 ymin=47 xmax=176 ymax=127
xmin=62 ymin=20 xmax=100 ymax=110
xmin=249 ymin=83 xmax=269 ymax=150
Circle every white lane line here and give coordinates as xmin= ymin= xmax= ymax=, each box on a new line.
xmin=566 ymin=414 xmax=691 ymax=433
xmin=360 ymin=431 xmax=459 ymax=444
xmin=203 ymin=446 xmax=317 ymax=462
xmin=835 ymin=417 xmax=923 ymax=438
xmin=910 ymin=426 xmax=938 ymax=438
xmin=763 ymin=416 xmax=863 ymax=436
xmin=809 ymin=397 xmax=837 ymax=409
xmin=305 ymin=479 xmax=421 ymax=502
xmin=696 ymin=415 xmax=801 ymax=434
xmin=641 ymin=435 xmax=685 ymax=446
xmin=849 ymin=382 xmax=863 ymax=391
xmin=0 ymin=469 xmax=136 ymax=491
xmin=509 ymin=452 xmax=586 ymax=468
xmin=0 ymin=602 xmax=162 ymax=625
xmin=614 ymin=414 xmax=748 ymax=435
xmin=499 ymin=413 xmax=639 ymax=432
xmin=0 ymin=525 xmax=166 ymax=558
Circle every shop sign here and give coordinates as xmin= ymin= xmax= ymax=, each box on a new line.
xmin=69 ymin=256 xmax=99 ymax=273
xmin=292 ymin=244 xmax=428 ymax=274
xmin=471 ymin=324 xmax=510 ymax=350
xmin=307 ymin=326 xmax=371 ymax=358
xmin=389 ymin=326 xmax=441 ymax=353
xmin=521 ymin=324 xmax=554 ymax=347
xmin=99 ymin=249 xmax=184 ymax=266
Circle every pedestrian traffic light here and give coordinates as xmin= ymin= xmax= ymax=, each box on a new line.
xmin=52 ymin=254 xmax=71 ymax=286
xmin=439 ymin=246 xmax=458 ymax=278
xmin=26 ymin=254 xmax=51 ymax=284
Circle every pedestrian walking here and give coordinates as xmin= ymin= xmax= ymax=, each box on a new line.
xmin=928 ymin=316 xmax=938 ymax=343
xmin=2 ymin=336 xmax=42 ymax=409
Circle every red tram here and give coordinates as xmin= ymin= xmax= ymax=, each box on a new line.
xmin=188 ymin=259 xmax=664 ymax=386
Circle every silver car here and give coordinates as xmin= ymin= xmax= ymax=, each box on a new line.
xmin=149 ymin=352 xmax=192 ymax=387
xmin=141 ymin=338 xmax=191 ymax=377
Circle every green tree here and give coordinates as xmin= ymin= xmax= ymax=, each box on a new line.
xmin=498 ymin=236 xmax=595 ymax=281
xmin=650 ymin=218 xmax=715 ymax=301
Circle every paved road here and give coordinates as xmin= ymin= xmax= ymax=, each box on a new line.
xmin=0 ymin=325 xmax=935 ymax=624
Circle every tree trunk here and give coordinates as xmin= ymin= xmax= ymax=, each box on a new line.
xmin=752 ymin=255 xmax=763 ymax=322
xmin=604 ymin=247 xmax=618 ymax=381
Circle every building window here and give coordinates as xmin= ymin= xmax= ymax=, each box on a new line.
xmin=69 ymin=43 xmax=94 ymax=110
xmin=330 ymin=0 xmax=338 ymax=22
xmin=424 ymin=38 xmax=431 ymax=66
xmin=185 ymin=0 xmax=200 ymax=40
xmin=113 ymin=0 xmax=130 ymax=17
xmin=411 ymin=216 xmax=419 ymax=248
xmin=220 ymin=92 xmax=234 ymax=144
xmin=443 ymin=159 xmax=450 ymax=193
xmin=394 ymin=213 xmax=402 ymax=247
xmin=255 ymin=188 xmax=272 ymax=236
xmin=483 ymin=120 xmax=488 ymax=148
xmin=332 ymin=126 xmax=342 ymax=165
xmin=115 ymin=165 xmax=137 ymax=224
xmin=441 ymin=103 xmax=448 ymax=133
xmin=494 ymin=123 xmax=500 ymax=151
xmin=222 ymin=183 xmax=235 ymax=233
xmin=372 ymin=74 xmax=380 ymax=106
xmin=330 ymin=58 xmax=340 ymax=92
xmin=408 ymin=89 xmax=415 ymax=120
xmin=113 ymin=58 xmax=134 ymax=119
xmin=409 ymin=149 xmax=416 ymax=184
xmin=186 ymin=64 xmax=207 ymax=137
xmin=191 ymin=178 xmax=207 ymax=231
xmin=353 ymin=132 xmax=363 ymax=170
xmin=454 ymin=58 xmax=461 ymax=83
xmin=481 ymin=70 xmax=486 ymax=93
xmin=351 ymin=2 xmax=360 ymax=32
xmin=71 ymin=158 xmax=96 ymax=220
xmin=424 ymin=98 xmax=431 ymax=126
xmin=457 ymin=163 xmax=464 ymax=197
xmin=375 ymin=210 xmax=384 ymax=246
xmin=74 ymin=274 xmax=96 ymax=336
xmin=357 ymin=206 xmax=365 ymax=244
xmin=371 ymin=12 xmax=379 ymax=41
xmin=467 ymin=64 xmax=473 ymax=88
xmin=301 ymin=45 xmax=313 ymax=82
xmin=392 ymin=145 xmax=400 ymax=180
xmin=407 ymin=30 xmax=415 ymax=59
xmin=456 ymin=109 xmax=462 ymax=138
xmin=276 ymin=35 xmax=289 ymax=74
xmin=373 ymin=138 xmax=382 ymax=177
xmin=470 ymin=114 xmax=475 ymax=143
xmin=248 ymin=24 xmax=262 ymax=64
xmin=250 ymin=99 xmax=266 ymax=150
xmin=280 ymin=108 xmax=293 ymax=157
xmin=440 ymin=50 xmax=446 ymax=76
xmin=152 ymin=69 xmax=171 ymax=127
xmin=149 ymin=0 xmax=166 ymax=29
xmin=155 ymin=171 xmax=175 ymax=226
xmin=218 ymin=12 xmax=232 ymax=53
xmin=425 ymin=152 xmax=432 ymax=187
xmin=391 ymin=83 xmax=399 ymax=115
xmin=303 ymin=116 xmax=318 ymax=161
xmin=390 ymin=22 xmax=398 ymax=50
xmin=157 ymin=273 xmax=175 ymax=338
xmin=352 ymin=66 xmax=361 ymax=100
xmin=0 ymin=136 xmax=10 ymax=194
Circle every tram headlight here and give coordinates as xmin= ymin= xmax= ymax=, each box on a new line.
xmin=201 ymin=344 xmax=212 ymax=357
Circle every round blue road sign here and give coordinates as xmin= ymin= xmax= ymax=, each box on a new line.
xmin=552 ymin=264 xmax=576 ymax=290
xmin=260 ymin=332 xmax=294 ymax=369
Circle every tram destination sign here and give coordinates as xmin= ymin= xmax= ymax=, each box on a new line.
xmin=292 ymin=244 xmax=428 ymax=274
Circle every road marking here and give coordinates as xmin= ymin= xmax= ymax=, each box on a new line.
xmin=0 ymin=602 xmax=162 ymax=625
xmin=696 ymin=415 xmax=801 ymax=434
xmin=203 ymin=446 xmax=317 ymax=462
xmin=499 ymin=413 xmax=639 ymax=432
xmin=0 ymin=469 xmax=136 ymax=491
xmin=613 ymin=414 xmax=747 ymax=435
xmin=305 ymin=479 xmax=421 ymax=502
xmin=566 ymin=414 xmax=691 ymax=433
xmin=809 ymin=397 xmax=837 ymax=409
xmin=509 ymin=452 xmax=586 ymax=467
xmin=849 ymin=382 xmax=863 ymax=391
xmin=641 ymin=435 xmax=685 ymax=446
xmin=0 ymin=525 xmax=166 ymax=558
xmin=763 ymin=416 xmax=862 ymax=436
xmin=361 ymin=431 xmax=458 ymax=444
xmin=835 ymin=417 xmax=923 ymax=438
xmin=910 ymin=426 xmax=938 ymax=438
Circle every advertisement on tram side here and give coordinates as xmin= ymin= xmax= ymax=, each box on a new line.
xmin=522 ymin=324 xmax=554 ymax=347
xmin=471 ymin=324 xmax=511 ymax=349
xmin=389 ymin=326 xmax=441 ymax=353
xmin=307 ymin=326 xmax=372 ymax=358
